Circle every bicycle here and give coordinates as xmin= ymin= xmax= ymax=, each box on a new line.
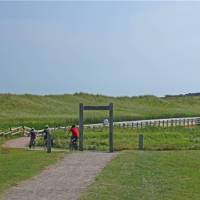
xmin=29 ymin=138 xmax=35 ymax=149
xmin=69 ymin=137 xmax=78 ymax=151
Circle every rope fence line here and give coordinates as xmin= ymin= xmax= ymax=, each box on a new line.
xmin=0 ymin=117 xmax=200 ymax=137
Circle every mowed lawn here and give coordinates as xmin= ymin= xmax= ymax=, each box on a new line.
xmin=0 ymin=148 xmax=64 ymax=196
xmin=80 ymin=150 xmax=200 ymax=200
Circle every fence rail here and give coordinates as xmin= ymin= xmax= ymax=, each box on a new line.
xmin=0 ymin=126 xmax=24 ymax=137
xmin=0 ymin=117 xmax=200 ymax=137
xmin=85 ymin=117 xmax=200 ymax=129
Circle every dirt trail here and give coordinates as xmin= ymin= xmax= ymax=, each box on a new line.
xmin=2 ymin=137 xmax=63 ymax=151
xmin=1 ymin=137 xmax=117 ymax=200
xmin=2 ymin=137 xmax=29 ymax=148
xmin=1 ymin=151 xmax=117 ymax=200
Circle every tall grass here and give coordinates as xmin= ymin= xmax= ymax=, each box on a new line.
xmin=36 ymin=126 xmax=200 ymax=151
xmin=1 ymin=93 xmax=200 ymax=128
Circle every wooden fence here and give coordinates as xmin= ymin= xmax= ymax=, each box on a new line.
xmin=0 ymin=117 xmax=200 ymax=137
xmin=84 ymin=117 xmax=200 ymax=129
xmin=0 ymin=126 xmax=63 ymax=137
xmin=0 ymin=126 xmax=24 ymax=137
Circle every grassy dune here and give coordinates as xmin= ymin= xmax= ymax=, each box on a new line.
xmin=1 ymin=93 xmax=200 ymax=128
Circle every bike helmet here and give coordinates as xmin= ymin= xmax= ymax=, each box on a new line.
xmin=45 ymin=125 xmax=49 ymax=129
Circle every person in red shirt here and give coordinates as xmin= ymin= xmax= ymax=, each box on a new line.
xmin=67 ymin=125 xmax=79 ymax=150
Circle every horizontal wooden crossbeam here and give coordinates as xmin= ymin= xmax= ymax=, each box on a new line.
xmin=83 ymin=105 xmax=111 ymax=111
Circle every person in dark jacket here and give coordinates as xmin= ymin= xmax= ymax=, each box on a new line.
xmin=43 ymin=125 xmax=53 ymax=150
xmin=43 ymin=125 xmax=49 ymax=149
xmin=29 ymin=128 xmax=36 ymax=149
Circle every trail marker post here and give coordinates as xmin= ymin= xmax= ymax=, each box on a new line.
xmin=79 ymin=103 xmax=114 ymax=152
xmin=47 ymin=131 xmax=51 ymax=153
xmin=139 ymin=134 xmax=144 ymax=150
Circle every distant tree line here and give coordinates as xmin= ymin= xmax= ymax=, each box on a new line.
xmin=165 ymin=93 xmax=200 ymax=98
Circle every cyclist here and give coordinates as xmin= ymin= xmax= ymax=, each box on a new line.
xmin=43 ymin=125 xmax=49 ymax=149
xmin=67 ymin=125 xmax=79 ymax=150
xmin=29 ymin=128 xmax=36 ymax=149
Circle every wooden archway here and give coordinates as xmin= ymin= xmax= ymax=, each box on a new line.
xmin=79 ymin=103 xmax=114 ymax=152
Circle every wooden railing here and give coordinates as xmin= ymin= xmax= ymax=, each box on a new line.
xmin=0 ymin=117 xmax=200 ymax=137
xmin=85 ymin=117 xmax=200 ymax=129
xmin=0 ymin=126 xmax=24 ymax=136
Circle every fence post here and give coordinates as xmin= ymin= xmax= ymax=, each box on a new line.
xmin=187 ymin=119 xmax=190 ymax=127
xmin=109 ymin=103 xmax=114 ymax=153
xmin=22 ymin=125 xmax=25 ymax=136
xmin=47 ymin=130 xmax=51 ymax=153
xmin=79 ymin=103 xmax=84 ymax=151
xmin=139 ymin=134 xmax=144 ymax=150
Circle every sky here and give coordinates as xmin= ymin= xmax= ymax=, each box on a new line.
xmin=0 ymin=1 xmax=200 ymax=97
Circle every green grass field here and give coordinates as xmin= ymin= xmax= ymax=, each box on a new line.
xmin=2 ymin=93 xmax=200 ymax=199
xmin=1 ymin=93 xmax=200 ymax=128
xmin=1 ymin=126 xmax=200 ymax=199
xmin=80 ymin=150 xmax=200 ymax=200
xmin=36 ymin=126 xmax=200 ymax=151
xmin=0 ymin=148 xmax=64 ymax=197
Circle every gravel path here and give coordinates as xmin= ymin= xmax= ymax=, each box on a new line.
xmin=1 ymin=139 xmax=117 ymax=200
xmin=2 ymin=137 xmax=29 ymax=148
xmin=2 ymin=137 xmax=66 ymax=151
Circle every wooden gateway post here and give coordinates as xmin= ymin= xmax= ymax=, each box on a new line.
xmin=79 ymin=103 xmax=114 ymax=152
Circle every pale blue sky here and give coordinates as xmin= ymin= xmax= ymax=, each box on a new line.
xmin=1 ymin=1 xmax=200 ymax=97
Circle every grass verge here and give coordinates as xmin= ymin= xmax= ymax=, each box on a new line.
xmin=0 ymin=148 xmax=64 ymax=197
xmin=36 ymin=126 xmax=200 ymax=151
xmin=80 ymin=150 xmax=200 ymax=200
